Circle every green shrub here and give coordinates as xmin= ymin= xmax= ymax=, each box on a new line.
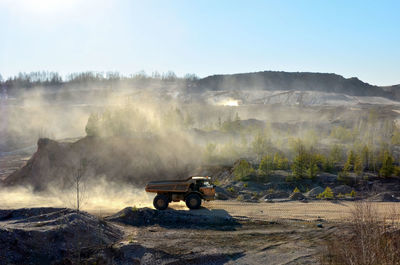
xmin=227 ymin=187 xmax=235 ymax=193
xmin=293 ymin=187 xmax=300 ymax=193
xmin=317 ymin=187 xmax=334 ymax=199
xmin=243 ymin=182 xmax=248 ymax=188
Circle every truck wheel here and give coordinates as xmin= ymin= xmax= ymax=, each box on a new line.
xmin=153 ymin=194 xmax=169 ymax=210
xmin=185 ymin=193 xmax=202 ymax=209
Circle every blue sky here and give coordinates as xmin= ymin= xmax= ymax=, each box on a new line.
xmin=0 ymin=0 xmax=399 ymax=85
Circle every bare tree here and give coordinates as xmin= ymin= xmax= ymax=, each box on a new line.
xmin=74 ymin=158 xmax=88 ymax=213
xmin=63 ymin=158 xmax=89 ymax=264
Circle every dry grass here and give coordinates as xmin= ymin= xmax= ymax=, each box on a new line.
xmin=321 ymin=202 xmax=400 ymax=265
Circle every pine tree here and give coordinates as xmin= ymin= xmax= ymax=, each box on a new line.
xmin=343 ymin=150 xmax=356 ymax=172
xmin=379 ymin=151 xmax=394 ymax=178
xmin=259 ymin=154 xmax=274 ymax=176
xmin=278 ymin=156 xmax=289 ymax=170
xmin=252 ymin=132 xmax=270 ymax=162
xmin=329 ymin=144 xmax=344 ymax=165
xmin=273 ymin=153 xmax=280 ymax=169
xmin=307 ymin=162 xmax=318 ymax=179
xmin=317 ymin=187 xmax=334 ymax=199
xmin=354 ymin=155 xmax=363 ymax=175
xmin=321 ymin=155 xmax=334 ymax=173
xmin=361 ymin=145 xmax=370 ymax=170
xmin=291 ymin=142 xmax=307 ymax=179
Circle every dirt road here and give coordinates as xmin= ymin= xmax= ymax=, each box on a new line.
xmin=167 ymin=200 xmax=400 ymax=222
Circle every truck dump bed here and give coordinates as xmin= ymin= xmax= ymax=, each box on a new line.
xmin=145 ymin=178 xmax=192 ymax=193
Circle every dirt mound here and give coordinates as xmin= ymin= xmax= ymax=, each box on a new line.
xmin=305 ymin=186 xmax=324 ymax=198
xmin=262 ymin=191 xmax=290 ymax=200
xmin=368 ymin=192 xmax=400 ymax=202
xmin=0 ymin=207 xmax=122 ymax=264
xmin=3 ymin=136 xmax=199 ymax=190
xmin=215 ymin=186 xmax=234 ymax=200
xmin=332 ymin=185 xmax=352 ymax=195
xmin=289 ymin=192 xmax=306 ymax=201
xmin=106 ymin=207 xmax=239 ymax=229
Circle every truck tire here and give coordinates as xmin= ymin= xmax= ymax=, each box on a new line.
xmin=153 ymin=194 xmax=169 ymax=210
xmin=185 ymin=193 xmax=202 ymax=209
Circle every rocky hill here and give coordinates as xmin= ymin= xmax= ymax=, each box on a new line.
xmin=193 ymin=71 xmax=400 ymax=101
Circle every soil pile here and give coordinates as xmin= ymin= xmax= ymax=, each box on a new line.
xmin=368 ymin=192 xmax=400 ymax=202
xmin=305 ymin=186 xmax=324 ymax=198
xmin=332 ymin=185 xmax=352 ymax=195
xmin=0 ymin=207 xmax=122 ymax=264
xmin=289 ymin=192 xmax=307 ymax=201
xmin=262 ymin=191 xmax=290 ymax=200
xmin=106 ymin=207 xmax=239 ymax=229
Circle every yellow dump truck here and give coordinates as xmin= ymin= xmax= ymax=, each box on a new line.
xmin=145 ymin=176 xmax=216 ymax=210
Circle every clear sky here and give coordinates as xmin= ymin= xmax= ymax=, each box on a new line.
xmin=0 ymin=0 xmax=399 ymax=85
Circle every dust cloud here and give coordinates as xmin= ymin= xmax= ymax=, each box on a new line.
xmin=0 ymin=182 xmax=153 ymax=214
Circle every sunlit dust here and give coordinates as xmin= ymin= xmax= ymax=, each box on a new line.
xmin=223 ymin=100 xmax=239 ymax=106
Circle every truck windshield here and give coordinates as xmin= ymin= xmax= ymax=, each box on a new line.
xmin=203 ymin=181 xmax=211 ymax=186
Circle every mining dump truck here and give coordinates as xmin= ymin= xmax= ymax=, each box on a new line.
xmin=145 ymin=176 xmax=216 ymax=210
